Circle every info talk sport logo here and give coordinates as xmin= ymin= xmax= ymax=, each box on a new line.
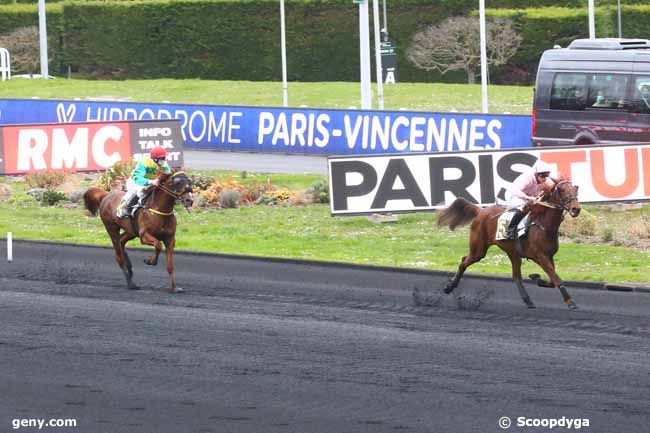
xmin=498 ymin=416 xmax=590 ymax=430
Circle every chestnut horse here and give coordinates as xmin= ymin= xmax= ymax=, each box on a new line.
xmin=437 ymin=180 xmax=581 ymax=309
xmin=83 ymin=171 xmax=193 ymax=292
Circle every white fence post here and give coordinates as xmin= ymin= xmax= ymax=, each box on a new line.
xmin=0 ymin=48 xmax=10 ymax=81
xmin=7 ymin=232 xmax=12 ymax=262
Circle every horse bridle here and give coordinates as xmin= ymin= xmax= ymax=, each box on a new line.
xmin=538 ymin=180 xmax=577 ymax=212
xmin=156 ymin=182 xmax=186 ymax=201
xmin=148 ymin=173 xmax=192 ymax=215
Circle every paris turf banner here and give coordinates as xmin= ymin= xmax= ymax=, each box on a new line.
xmin=328 ymin=144 xmax=650 ymax=215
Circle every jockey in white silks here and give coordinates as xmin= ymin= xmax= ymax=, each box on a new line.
xmin=504 ymin=160 xmax=556 ymax=238
xmin=117 ymin=146 xmax=172 ymax=218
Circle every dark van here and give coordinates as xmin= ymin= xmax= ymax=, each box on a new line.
xmin=533 ymin=38 xmax=650 ymax=147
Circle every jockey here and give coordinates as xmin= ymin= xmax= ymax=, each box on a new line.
xmin=504 ymin=160 xmax=556 ymax=238
xmin=117 ymin=146 xmax=172 ymax=218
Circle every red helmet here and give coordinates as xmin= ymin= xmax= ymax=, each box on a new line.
xmin=150 ymin=146 xmax=167 ymax=159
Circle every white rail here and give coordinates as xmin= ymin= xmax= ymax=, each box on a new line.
xmin=0 ymin=48 xmax=10 ymax=81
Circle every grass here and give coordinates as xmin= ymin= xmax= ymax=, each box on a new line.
xmin=1 ymin=80 xmax=647 ymax=284
xmin=0 ymin=79 xmax=534 ymax=114
xmin=1 ymin=171 xmax=649 ymax=285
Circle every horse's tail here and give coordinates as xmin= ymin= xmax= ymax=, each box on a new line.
xmin=437 ymin=197 xmax=481 ymax=230
xmin=83 ymin=187 xmax=109 ymax=217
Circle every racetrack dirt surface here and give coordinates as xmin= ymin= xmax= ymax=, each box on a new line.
xmin=0 ymin=240 xmax=648 ymax=433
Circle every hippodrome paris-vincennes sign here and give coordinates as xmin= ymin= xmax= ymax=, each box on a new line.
xmin=0 ymin=99 xmax=532 ymax=155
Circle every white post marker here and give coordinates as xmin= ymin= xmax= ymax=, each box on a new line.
xmin=7 ymin=232 xmax=12 ymax=262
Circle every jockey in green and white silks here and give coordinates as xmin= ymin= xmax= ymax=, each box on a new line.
xmin=117 ymin=146 xmax=172 ymax=218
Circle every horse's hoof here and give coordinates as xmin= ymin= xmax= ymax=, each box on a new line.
xmin=170 ymin=287 xmax=185 ymax=294
xmin=567 ymin=300 xmax=578 ymax=310
xmin=128 ymin=284 xmax=140 ymax=290
xmin=144 ymin=259 xmax=157 ymax=266
xmin=525 ymin=300 xmax=536 ymax=309
xmin=443 ymin=284 xmax=454 ymax=294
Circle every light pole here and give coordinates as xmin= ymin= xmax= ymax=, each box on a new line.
xmin=372 ymin=0 xmax=384 ymax=109
xmin=357 ymin=0 xmax=372 ymax=109
xmin=588 ymin=0 xmax=595 ymax=39
xmin=479 ymin=0 xmax=488 ymax=113
xmin=382 ymin=0 xmax=387 ymax=36
xmin=38 ymin=0 xmax=49 ymax=78
xmin=617 ymin=0 xmax=622 ymax=38
xmin=280 ymin=0 xmax=288 ymax=106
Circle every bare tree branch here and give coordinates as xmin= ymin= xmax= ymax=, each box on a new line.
xmin=407 ymin=17 xmax=522 ymax=84
xmin=0 ymin=26 xmax=40 ymax=76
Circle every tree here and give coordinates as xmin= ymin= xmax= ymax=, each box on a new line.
xmin=0 ymin=26 xmax=41 ymax=76
xmin=407 ymin=16 xmax=522 ymax=84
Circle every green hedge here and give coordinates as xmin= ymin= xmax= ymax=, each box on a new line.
xmin=2 ymin=1 xmax=650 ymax=83
xmin=60 ymin=0 xmax=460 ymax=81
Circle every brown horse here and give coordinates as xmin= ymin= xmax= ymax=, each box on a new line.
xmin=437 ymin=180 xmax=581 ymax=309
xmin=83 ymin=171 xmax=193 ymax=292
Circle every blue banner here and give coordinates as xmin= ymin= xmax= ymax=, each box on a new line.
xmin=0 ymin=98 xmax=532 ymax=154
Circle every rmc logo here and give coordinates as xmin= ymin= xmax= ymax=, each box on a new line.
xmin=1 ymin=123 xmax=131 ymax=174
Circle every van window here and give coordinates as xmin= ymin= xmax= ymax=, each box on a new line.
xmin=631 ymin=76 xmax=650 ymax=114
xmin=550 ymin=73 xmax=587 ymax=110
xmin=587 ymin=74 xmax=628 ymax=109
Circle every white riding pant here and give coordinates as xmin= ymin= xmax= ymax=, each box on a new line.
xmin=123 ymin=178 xmax=147 ymax=203
xmin=504 ymin=191 xmax=527 ymax=211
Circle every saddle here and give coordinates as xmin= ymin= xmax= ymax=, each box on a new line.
xmin=496 ymin=210 xmax=531 ymax=240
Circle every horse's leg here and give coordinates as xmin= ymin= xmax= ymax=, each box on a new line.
xmin=505 ymin=250 xmax=535 ymax=308
xmin=140 ymin=232 xmax=162 ymax=266
xmin=163 ymin=237 xmax=182 ymax=293
xmin=445 ymin=235 xmax=488 ymax=294
xmin=120 ymin=232 xmax=138 ymax=289
xmin=144 ymin=240 xmax=162 ymax=266
xmin=533 ymin=254 xmax=578 ymax=310
xmin=107 ymin=225 xmax=135 ymax=289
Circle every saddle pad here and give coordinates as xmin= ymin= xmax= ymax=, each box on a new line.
xmin=496 ymin=211 xmax=529 ymax=240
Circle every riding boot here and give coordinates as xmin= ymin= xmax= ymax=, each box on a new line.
xmin=125 ymin=193 xmax=140 ymax=217
xmin=118 ymin=192 xmax=138 ymax=218
xmin=507 ymin=209 xmax=526 ymax=239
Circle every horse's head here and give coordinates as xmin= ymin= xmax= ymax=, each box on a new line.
xmin=160 ymin=171 xmax=194 ymax=212
xmin=548 ymin=179 xmax=581 ymax=217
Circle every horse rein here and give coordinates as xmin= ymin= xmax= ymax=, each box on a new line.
xmin=147 ymin=175 xmax=191 ymax=216
xmin=534 ymin=180 xmax=577 ymax=213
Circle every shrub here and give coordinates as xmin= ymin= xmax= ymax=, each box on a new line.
xmin=189 ymin=172 xmax=216 ymax=191
xmin=40 ymin=188 xmax=67 ymax=206
xmin=560 ymin=212 xmax=597 ymax=237
xmin=0 ymin=183 xmax=11 ymax=201
xmin=0 ymin=26 xmax=39 ymax=75
xmin=25 ymin=170 xmax=68 ymax=189
xmin=627 ymin=216 xmax=650 ymax=239
xmin=95 ymin=160 xmax=135 ymax=191
xmin=218 ymin=189 xmax=241 ymax=209
xmin=256 ymin=188 xmax=296 ymax=206
xmin=306 ymin=179 xmax=329 ymax=204
xmin=601 ymin=226 xmax=614 ymax=243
